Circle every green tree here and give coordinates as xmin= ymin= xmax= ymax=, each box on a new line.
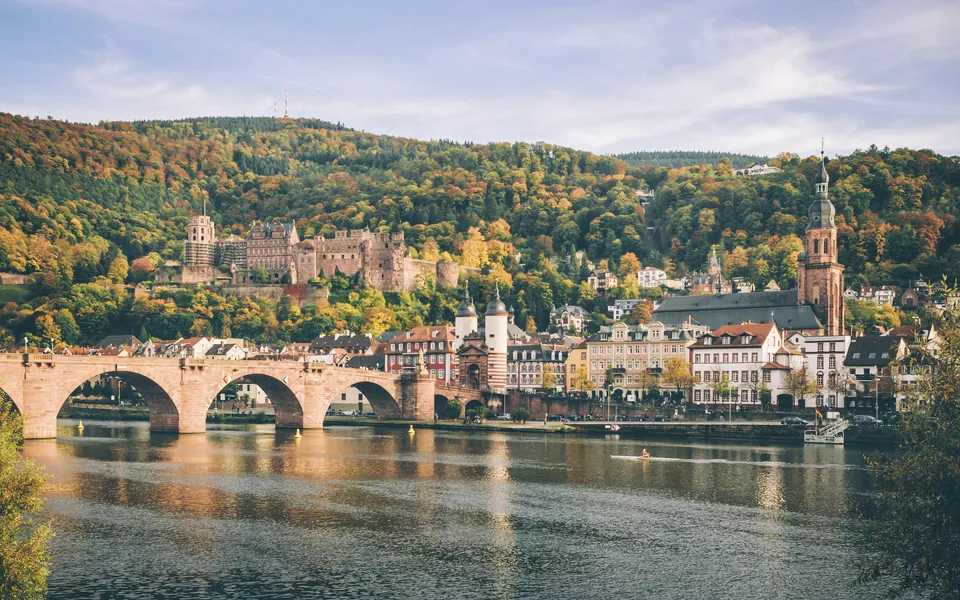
xmin=860 ymin=294 xmax=960 ymax=598
xmin=250 ymin=267 xmax=270 ymax=284
xmin=0 ymin=396 xmax=52 ymax=599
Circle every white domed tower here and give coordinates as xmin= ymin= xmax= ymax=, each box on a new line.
xmin=454 ymin=283 xmax=478 ymax=351
xmin=484 ymin=282 xmax=509 ymax=391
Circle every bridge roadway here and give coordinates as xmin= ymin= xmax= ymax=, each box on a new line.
xmin=0 ymin=353 xmax=481 ymax=439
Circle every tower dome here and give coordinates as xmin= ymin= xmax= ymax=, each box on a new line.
xmin=455 ymin=283 xmax=477 ymax=317
xmin=485 ymin=282 xmax=508 ymax=316
xmin=807 ymin=153 xmax=836 ymax=229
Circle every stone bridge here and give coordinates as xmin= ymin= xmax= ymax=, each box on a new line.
xmin=0 ymin=354 xmax=448 ymax=439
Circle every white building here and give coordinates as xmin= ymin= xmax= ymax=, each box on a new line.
xmin=800 ymin=334 xmax=851 ymax=409
xmin=734 ymin=163 xmax=782 ymax=176
xmin=551 ymin=305 xmax=590 ymax=333
xmin=608 ymin=299 xmax=643 ymax=321
xmin=690 ymin=323 xmax=802 ymax=408
xmin=859 ymin=285 xmax=895 ymax=306
xmin=637 ymin=266 xmax=667 ymax=288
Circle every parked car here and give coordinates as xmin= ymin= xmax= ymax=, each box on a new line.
xmin=629 ymin=414 xmax=648 ymax=422
xmin=567 ymin=414 xmax=580 ymax=422
xmin=652 ymin=415 xmax=668 ymax=422
xmin=495 ymin=413 xmax=512 ymax=420
xmin=852 ymin=414 xmax=883 ymax=427
xmin=780 ymin=416 xmax=809 ymax=425
xmin=364 ymin=412 xmax=377 ymax=418
xmin=547 ymin=414 xmax=565 ymax=422
xmin=341 ymin=410 xmax=358 ymax=416
xmin=325 ymin=408 xmax=336 ymax=416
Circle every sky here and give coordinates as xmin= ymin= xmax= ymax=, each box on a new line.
xmin=2 ymin=0 xmax=959 ymax=157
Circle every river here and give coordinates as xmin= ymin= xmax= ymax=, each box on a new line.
xmin=23 ymin=420 xmax=892 ymax=599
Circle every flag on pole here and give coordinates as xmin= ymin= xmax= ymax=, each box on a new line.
xmin=816 ymin=409 xmax=823 ymax=419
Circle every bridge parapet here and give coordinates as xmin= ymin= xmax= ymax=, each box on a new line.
xmin=23 ymin=353 xmax=55 ymax=366
xmin=180 ymin=358 xmax=206 ymax=370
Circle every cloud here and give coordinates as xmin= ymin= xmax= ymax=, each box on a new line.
xmin=17 ymin=0 xmax=200 ymax=25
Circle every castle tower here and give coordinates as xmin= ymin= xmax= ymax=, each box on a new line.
xmin=484 ymin=282 xmax=509 ymax=392
xmin=454 ymin=283 xmax=478 ymax=351
xmin=797 ymin=150 xmax=844 ymax=335
xmin=184 ymin=214 xmax=215 ymax=266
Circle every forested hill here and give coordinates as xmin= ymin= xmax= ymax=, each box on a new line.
xmin=1 ymin=111 xmax=960 ymax=301
xmin=614 ymin=151 xmax=770 ymax=169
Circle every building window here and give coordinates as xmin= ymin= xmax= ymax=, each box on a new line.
xmin=829 ymin=356 xmax=836 ymax=369
xmin=763 ymin=371 xmax=771 ymax=383
xmin=817 ymin=372 xmax=824 ymax=386
xmin=817 ymin=356 xmax=824 ymax=369
xmin=732 ymin=353 xmax=739 ymax=363
xmin=751 ymin=353 xmax=758 ymax=362
xmin=694 ymin=390 xmax=701 ymax=402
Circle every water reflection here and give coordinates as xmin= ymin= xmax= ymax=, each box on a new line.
xmin=23 ymin=420 xmax=889 ymax=600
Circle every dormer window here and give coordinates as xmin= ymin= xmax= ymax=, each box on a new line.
xmin=722 ymin=336 xmax=731 ymax=345
xmin=740 ymin=335 xmax=750 ymax=344
xmin=704 ymin=337 xmax=713 ymax=346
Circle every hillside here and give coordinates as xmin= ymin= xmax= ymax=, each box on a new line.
xmin=1 ymin=113 xmax=959 ymax=345
xmin=614 ymin=150 xmax=770 ymax=169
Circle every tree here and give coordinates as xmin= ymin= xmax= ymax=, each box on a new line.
xmin=786 ymin=366 xmax=818 ymax=410
xmin=525 ymin=316 xmax=537 ymax=335
xmin=860 ymin=293 xmax=960 ymax=597
xmin=250 ymin=267 xmax=270 ymax=284
xmin=107 ymin=256 xmax=129 ymax=284
xmin=541 ymin=369 xmax=557 ymax=393
xmin=710 ymin=374 xmax=733 ymax=409
xmin=444 ymin=398 xmax=462 ymax=419
xmin=421 ymin=238 xmax=440 ymax=262
xmin=636 ymin=369 xmax=656 ymax=403
xmin=0 ymin=396 xmax=52 ymax=599
xmin=618 ymin=252 xmax=641 ymax=278
xmin=626 ymin=301 xmax=652 ymax=325
xmin=662 ymin=357 xmax=695 ymax=404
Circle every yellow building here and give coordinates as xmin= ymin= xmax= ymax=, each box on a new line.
xmin=564 ymin=341 xmax=588 ymax=394
xmin=585 ymin=321 xmax=708 ymax=397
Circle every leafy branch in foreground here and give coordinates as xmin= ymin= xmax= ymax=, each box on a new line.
xmin=859 ymin=286 xmax=960 ymax=599
xmin=0 ymin=394 xmax=52 ymax=600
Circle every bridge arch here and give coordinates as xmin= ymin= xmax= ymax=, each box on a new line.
xmin=62 ymin=369 xmax=181 ymax=432
xmin=214 ymin=373 xmax=304 ymax=429
xmin=333 ymin=380 xmax=403 ymax=419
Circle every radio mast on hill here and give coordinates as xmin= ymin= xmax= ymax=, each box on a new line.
xmin=284 ymin=89 xmax=290 ymax=118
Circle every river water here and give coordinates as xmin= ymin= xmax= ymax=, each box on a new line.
xmin=23 ymin=420 xmax=892 ymax=599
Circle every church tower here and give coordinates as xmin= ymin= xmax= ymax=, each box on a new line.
xmin=454 ymin=282 xmax=478 ymax=351
xmin=797 ymin=151 xmax=844 ymax=335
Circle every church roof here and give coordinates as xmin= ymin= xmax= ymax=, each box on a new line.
xmin=653 ymin=290 xmax=822 ymax=332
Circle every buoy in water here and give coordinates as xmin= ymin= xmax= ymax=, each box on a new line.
xmin=408 ymin=425 xmax=415 ymax=435
xmin=294 ymin=429 xmax=301 ymax=438
xmin=77 ymin=420 xmax=84 ymax=433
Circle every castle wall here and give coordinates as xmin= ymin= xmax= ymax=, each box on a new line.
xmin=178 ymin=265 xmax=218 ymax=284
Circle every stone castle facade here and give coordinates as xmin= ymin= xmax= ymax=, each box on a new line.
xmin=181 ymin=218 xmax=457 ymax=291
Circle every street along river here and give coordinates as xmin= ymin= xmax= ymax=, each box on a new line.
xmin=25 ymin=420 xmax=893 ymax=599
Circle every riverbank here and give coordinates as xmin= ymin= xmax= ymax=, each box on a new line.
xmin=55 ymin=410 xmax=898 ymax=446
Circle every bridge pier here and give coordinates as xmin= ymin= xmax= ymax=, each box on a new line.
xmin=400 ymin=372 xmax=436 ymax=421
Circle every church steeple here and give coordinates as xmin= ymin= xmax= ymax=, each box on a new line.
xmin=808 ymin=146 xmax=835 ymax=229
xmin=797 ymin=140 xmax=844 ymax=336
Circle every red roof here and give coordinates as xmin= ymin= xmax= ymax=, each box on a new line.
xmin=761 ymin=362 xmax=792 ymax=370
xmin=692 ymin=323 xmax=775 ymax=348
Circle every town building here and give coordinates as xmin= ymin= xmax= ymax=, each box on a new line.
xmin=587 ymin=270 xmax=619 ymax=292
xmin=564 ymin=341 xmax=588 ymax=394
xmin=859 ymin=285 xmax=895 ymax=306
xmin=689 ymin=323 xmax=803 ymax=409
xmin=608 ymin=299 xmax=644 ymax=322
xmin=507 ymin=343 xmax=567 ymax=393
xmin=843 ymin=336 xmax=909 ymax=413
xmin=637 ymin=266 xmax=667 ymax=288
xmin=734 ymin=163 xmax=782 ymax=176
xmin=550 ymin=305 xmax=590 ymax=333
xmin=384 ymin=325 xmax=456 ymax=383
xmin=798 ymin=334 xmax=851 ymax=409
xmin=689 ymin=248 xmax=731 ymax=295
xmin=585 ymin=320 xmax=706 ymax=398
xmin=205 ymin=343 xmax=246 ymax=360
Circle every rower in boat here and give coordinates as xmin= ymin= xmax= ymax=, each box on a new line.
xmin=639 ymin=448 xmax=651 ymax=459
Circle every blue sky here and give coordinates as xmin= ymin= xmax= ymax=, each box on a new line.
xmin=2 ymin=0 xmax=959 ymax=157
